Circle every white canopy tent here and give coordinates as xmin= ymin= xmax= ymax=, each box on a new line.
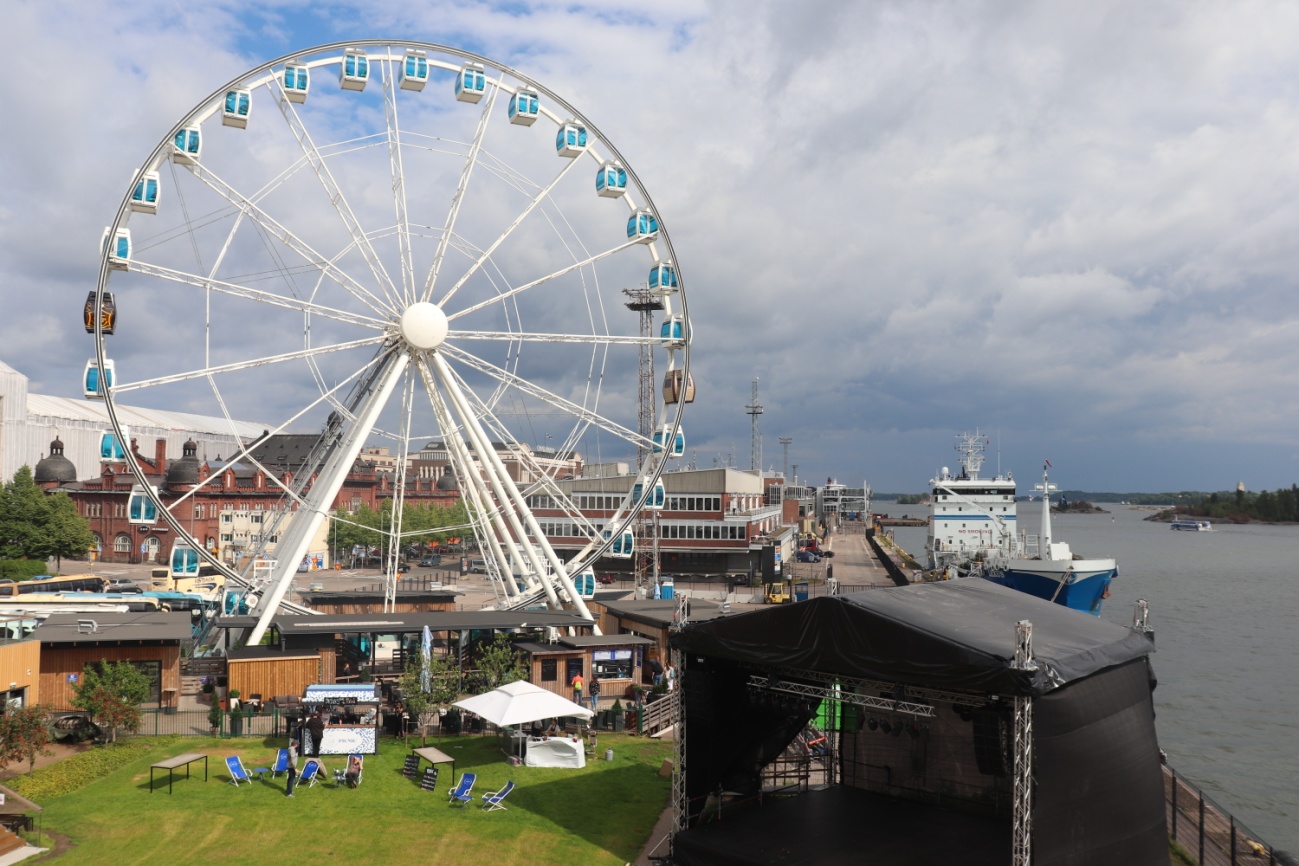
xmin=453 ymin=679 xmax=594 ymax=726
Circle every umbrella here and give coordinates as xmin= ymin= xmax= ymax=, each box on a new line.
xmin=454 ymin=680 xmax=593 ymax=727
xmin=420 ymin=625 xmax=432 ymax=693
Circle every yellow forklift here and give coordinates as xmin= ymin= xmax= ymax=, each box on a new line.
xmin=764 ymin=578 xmax=809 ymax=605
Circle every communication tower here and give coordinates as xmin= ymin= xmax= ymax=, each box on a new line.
xmin=625 ymin=287 xmax=665 ymax=588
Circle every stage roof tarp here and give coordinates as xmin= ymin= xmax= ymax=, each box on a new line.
xmin=672 ymin=579 xmax=1155 ymax=695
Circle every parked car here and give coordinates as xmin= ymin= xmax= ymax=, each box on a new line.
xmin=795 ymin=550 xmax=821 ymax=563
xmin=819 ymin=550 xmax=835 ymax=559
xmin=397 ymin=562 xmax=411 ymax=573
xmin=106 ymin=577 xmax=143 ymax=593
xmin=419 ymin=555 xmax=441 ymax=567
xmin=596 ymin=574 xmax=616 ymax=585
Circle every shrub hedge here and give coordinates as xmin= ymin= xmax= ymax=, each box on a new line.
xmin=5 ymin=739 xmax=165 ymax=801
xmin=0 ymin=560 xmax=53 ymax=581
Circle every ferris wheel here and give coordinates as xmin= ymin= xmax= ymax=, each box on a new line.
xmin=88 ymin=41 xmax=690 ymax=643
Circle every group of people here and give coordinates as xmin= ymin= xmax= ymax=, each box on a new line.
xmin=283 ymin=712 xmax=325 ymax=797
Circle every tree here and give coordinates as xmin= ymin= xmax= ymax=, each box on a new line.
xmin=0 ymin=466 xmax=49 ymax=560
xmin=44 ymin=491 xmax=96 ymax=568
xmin=398 ymin=649 xmax=460 ymax=744
xmin=71 ymin=659 xmax=151 ymax=743
xmin=474 ymin=634 xmax=527 ymax=691
xmin=0 ymin=704 xmax=54 ymax=774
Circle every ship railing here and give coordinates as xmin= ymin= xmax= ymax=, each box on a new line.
xmin=1164 ymin=763 xmax=1290 ymax=865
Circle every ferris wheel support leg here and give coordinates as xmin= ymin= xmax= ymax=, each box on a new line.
xmin=428 ymin=356 xmax=599 ymax=629
xmin=246 ymin=352 xmax=408 ymax=645
xmin=417 ymin=361 xmax=523 ymax=603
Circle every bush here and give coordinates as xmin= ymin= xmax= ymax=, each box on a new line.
xmin=0 ymin=560 xmax=54 ymax=581
xmin=5 ymin=739 xmax=160 ymax=801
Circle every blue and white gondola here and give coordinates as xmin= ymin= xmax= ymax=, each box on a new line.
xmin=340 ymin=48 xmax=369 ymax=91
xmin=649 ymin=262 xmax=678 ymax=294
xmin=627 ymin=209 xmax=658 ymax=244
xmin=221 ymin=89 xmax=251 ymax=128
xmin=556 ymin=121 xmax=588 ymax=157
xmin=653 ymin=424 xmax=686 ymax=458
xmin=130 ymin=171 xmax=160 ymax=214
xmin=596 ymin=162 xmax=627 ymax=198
xmin=508 ymin=88 xmax=539 ymax=125
xmin=282 ymin=63 xmax=309 ymax=103
xmin=99 ymin=429 xmax=128 ymax=461
xmin=455 ymin=62 xmax=486 ymax=102
xmin=400 ymin=50 xmax=429 ymax=91
xmin=83 ymin=358 xmax=114 ymax=399
xmin=172 ymin=127 xmax=201 ymax=165
xmin=101 ymin=228 xmax=131 ymax=270
xmin=631 ymin=478 xmax=666 ymax=511
xmin=127 ymin=484 xmax=158 ymax=525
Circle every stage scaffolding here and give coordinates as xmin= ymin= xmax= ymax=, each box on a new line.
xmin=669 ymin=621 xmax=1040 ymax=863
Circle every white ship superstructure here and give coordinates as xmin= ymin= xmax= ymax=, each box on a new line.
xmin=925 ymin=431 xmax=1018 ymax=573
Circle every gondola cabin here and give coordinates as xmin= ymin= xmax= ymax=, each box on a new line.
xmin=99 ymin=429 xmax=128 ymax=461
xmin=83 ymin=290 xmax=117 ymax=335
xmin=222 ymin=89 xmax=251 ymax=128
xmin=572 ymin=570 xmax=596 ymax=600
xmin=652 ymin=424 xmax=686 ymax=458
xmin=400 ymin=50 xmax=429 ymax=91
xmin=663 ymin=369 xmax=695 ymax=405
xmin=631 ymin=478 xmax=666 ymax=511
xmin=596 ymin=162 xmax=627 ymax=197
xmin=282 ymin=63 xmax=309 ymax=103
xmin=601 ymin=529 xmax=635 ymax=559
xmin=555 ymin=121 xmax=588 ymax=157
xmin=455 ymin=62 xmax=486 ymax=102
xmin=340 ymin=48 xmax=369 ymax=91
xmin=83 ymin=358 xmax=114 ymax=399
xmin=101 ymin=228 xmax=131 ymax=271
xmin=626 ymin=209 xmax=659 ymax=244
xmin=659 ymin=315 xmax=687 ymax=349
xmin=130 ymin=171 xmax=160 ymax=214
xmin=128 ymin=484 xmax=159 ymax=525
xmin=649 ymin=262 xmax=678 ymax=293
xmin=508 ymin=88 xmax=539 ymax=125
xmin=169 ymin=543 xmax=201 ymax=580
xmin=172 ymin=127 xmax=201 ymax=165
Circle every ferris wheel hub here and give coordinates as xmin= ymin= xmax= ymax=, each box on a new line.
xmin=399 ymin=301 xmax=449 ymax=350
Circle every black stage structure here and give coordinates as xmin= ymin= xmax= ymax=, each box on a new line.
xmin=668 ymin=580 xmax=1170 ymax=866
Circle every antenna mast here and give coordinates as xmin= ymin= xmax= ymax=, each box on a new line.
xmin=746 ymin=377 xmax=763 ymax=472
xmin=625 ymin=287 xmax=665 ymax=590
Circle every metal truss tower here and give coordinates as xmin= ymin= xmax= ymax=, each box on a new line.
xmin=1011 ymin=619 xmax=1037 ymax=866
xmin=625 ymin=287 xmax=664 ymax=587
xmin=746 ymin=377 xmax=763 ymax=472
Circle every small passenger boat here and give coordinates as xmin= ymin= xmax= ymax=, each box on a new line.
xmin=1170 ymin=519 xmax=1213 ymax=531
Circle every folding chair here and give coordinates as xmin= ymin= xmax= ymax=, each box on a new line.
xmin=480 ymin=781 xmax=515 ymax=812
xmin=271 ymin=748 xmax=290 ymax=779
xmin=345 ymin=754 xmax=364 ymax=788
xmin=226 ymin=755 xmax=252 ymax=786
xmin=299 ymin=759 xmax=324 ymax=788
xmin=447 ymin=772 xmax=476 ymax=806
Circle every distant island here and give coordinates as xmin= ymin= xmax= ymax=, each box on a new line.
xmin=1053 ymin=500 xmax=1108 ymax=514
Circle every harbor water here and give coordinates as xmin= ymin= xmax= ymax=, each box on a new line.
xmin=882 ymin=503 xmax=1299 ymax=852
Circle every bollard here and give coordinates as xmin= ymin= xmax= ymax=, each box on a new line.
xmin=605 ymin=748 xmax=614 ymax=762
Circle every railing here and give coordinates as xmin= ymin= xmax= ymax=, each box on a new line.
xmin=181 ymin=657 xmax=227 ymax=678
xmin=637 ymin=691 xmax=679 ymax=737
xmin=49 ymin=707 xmax=294 ymax=739
xmin=1165 ymin=764 xmax=1293 ymax=865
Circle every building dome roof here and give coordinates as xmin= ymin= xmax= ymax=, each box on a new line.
xmin=34 ymin=437 xmax=78 ymax=484
xmin=167 ymin=439 xmax=201 ymax=485
xmin=436 ymin=466 xmax=459 ymax=491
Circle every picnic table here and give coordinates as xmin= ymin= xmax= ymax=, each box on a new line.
xmin=411 ymin=746 xmax=455 ymax=780
xmin=149 ymin=752 xmax=208 ymax=794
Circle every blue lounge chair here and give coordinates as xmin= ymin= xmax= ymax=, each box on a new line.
xmin=300 ymin=759 xmax=324 ymax=788
xmin=271 ymin=748 xmax=290 ymax=778
xmin=480 ymin=780 xmax=515 ymax=812
xmin=447 ymin=772 xmax=476 ymax=806
xmin=226 ymin=755 xmax=251 ymax=786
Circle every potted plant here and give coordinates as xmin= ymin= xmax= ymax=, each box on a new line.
xmin=611 ymin=699 xmax=624 ymax=732
xmin=207 ymin=701 xmax=223 ymax=737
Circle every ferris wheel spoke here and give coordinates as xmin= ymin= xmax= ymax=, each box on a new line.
xmin=271 ymin=82 xmax=399 ymax=306
xmin=381 ymin=55 xmax=417 ymax=305
xmin=448 ymin=329 xmax=656 ymax=346
xmin=440 ymin=344 xmax=650 ymax=452
xmin=127 ymin=260 xmax=390 ymax=330
xmin=435 ymin=156 xmax=582 ymax=307
xmin=382 ymin=369 xmax=418 ymax=610
xmin=110 ymin=335 xmax=387 ymax=394
xmin=183 ymin=161 xmax=396 ymax=318
xmin=421 ymin=85 xmax=499 ymax=303
xmin=414 ymin=358 xmax=528 ymax=601
xmin=445 ymin=238 xmax=642 ymax=322
xmin=247 ymin=351 xmax=410 ymax=644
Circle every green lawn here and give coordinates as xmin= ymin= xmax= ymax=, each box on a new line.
xmin=19 ymin=734 xmax=672 ymax=865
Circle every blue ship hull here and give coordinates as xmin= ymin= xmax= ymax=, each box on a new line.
xmin=983 ymin=565 xmax=1116 ymax=615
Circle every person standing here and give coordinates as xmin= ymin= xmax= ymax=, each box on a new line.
xmin=571 ymin=671 xmax=584 ymax=704
xmin=307 ymin=711 xmax=325 ymax=758
xmin=285 ymin=737 xmax=299 ymax=798
xmin=588 ymin=676 xmax=600 ymax=713
xmin=666 ymin=664 xmax=677 ymax=692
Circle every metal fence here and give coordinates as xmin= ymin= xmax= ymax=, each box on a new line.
xmin=1165 ymin=764 xmax=1291 ymax=866
xmin=53 ymin=708 xmax=295 ymax=740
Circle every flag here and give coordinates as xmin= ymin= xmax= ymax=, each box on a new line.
xmin=1044 ymin=459 xmax=1052 ymax=468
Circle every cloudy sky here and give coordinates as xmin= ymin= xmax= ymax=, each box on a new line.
xmin=5 ymin=0 xmax=1299 ymax=494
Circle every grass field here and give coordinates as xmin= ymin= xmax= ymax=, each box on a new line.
xmin=16 ymin=733 xmax=673 ymax=865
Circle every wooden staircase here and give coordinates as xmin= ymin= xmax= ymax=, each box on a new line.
xmin=0 ymin=825 xmax=27 ymax=857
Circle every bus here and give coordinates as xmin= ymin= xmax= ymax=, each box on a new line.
xmin=171 ymin=565 xmax=225 ymax=595
xmin=0 ymin=592 xmax=163 ymax=613
xmin=0 ymin=574 xmax=107 ymax=597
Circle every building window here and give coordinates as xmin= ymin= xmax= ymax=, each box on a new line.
xmin=221 ymin=513 xmax=232 ymax=524
xmin=540 ymin=658 xmax=557 ymax=682
xmin=113 ymin=534 xmax=131 ymax=553
xmin=592 ymin=649 xmax=633 ymax=679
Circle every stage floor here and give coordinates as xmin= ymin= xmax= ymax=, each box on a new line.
xmin=671 ymin=786 xmax=1009 ymax=866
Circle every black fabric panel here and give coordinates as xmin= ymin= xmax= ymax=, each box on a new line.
xmin=1034 ymin=658 xmax=1170 ymax=866
xmin=672 ymin=580 xmax=1155 ymax=696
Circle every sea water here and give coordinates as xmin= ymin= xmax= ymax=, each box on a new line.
xmin=883 ymin=504 xmax=1299 ymax=852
